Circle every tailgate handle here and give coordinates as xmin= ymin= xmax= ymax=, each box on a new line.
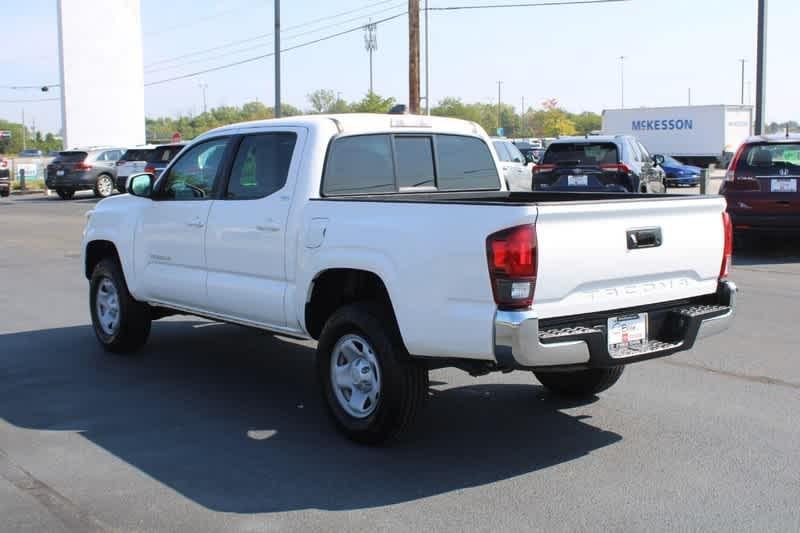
xmin=627 ymin=227 xmax=662 ymax=250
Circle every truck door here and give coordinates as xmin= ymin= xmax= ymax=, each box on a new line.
xmin=203 ymin=129 xmax=305 ymax=327
xmin=134 ymin=137 xmax=232 ymax=309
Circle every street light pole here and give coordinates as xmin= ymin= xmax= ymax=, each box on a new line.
xmin=739 ymin=59 xmax=747 ymax=105
xmin=619 ymin=56 xmax=625 ymax=109
xmin=274 ymin=0 xmax=281 ymax=118
xmin=364 ymin=21 xmax=378 ymax=94
xmin=497 ymin=80 xmax=503 ymax=134
xmin=754 ymin=0 xmax=767 ymax=135
xmin=198 ymin=82 xmax=208 ymax=114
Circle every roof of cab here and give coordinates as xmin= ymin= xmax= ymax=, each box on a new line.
xmin=197 ymin=113 xmax=486 ymax=140
xmin=742 ymin=133 xmax=800 ymax=144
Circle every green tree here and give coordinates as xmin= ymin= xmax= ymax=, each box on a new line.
xmin=307 ymin=89 xmax=337 ymax=113
xmin=571 ymin=111 xmax=602 ymax=135
xmin=351 ymin=92 xmax=396 ymax=113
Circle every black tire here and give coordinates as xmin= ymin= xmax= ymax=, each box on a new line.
xmin=0 ymin=190 xmax=9 ymax=198
xmin=534 ymin=366 xmax=624 ymax=398
xmin=94 ymin=174 xmax=114 ymax=198
xmin=90 ymin=258 xmax=151 ymax=354
xmin=316 ymin=302 xmax=428 ymax=445
xmin=56 ymin=189 xmax=75 ymax=200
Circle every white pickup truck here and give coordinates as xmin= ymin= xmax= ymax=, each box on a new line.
xmin=82 ymin=114 xmax=736 ymax=444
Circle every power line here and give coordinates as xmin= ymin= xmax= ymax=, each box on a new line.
xmin=144 ymin=3 xmax=406 ymax=75
xmin=0 ymin=84 xmax=60 ymax=90
xmin=144 ymin=0 xmax=402 ymax=69
xmin=427 ymin=0 xmax=630 ymax=10
xmin=144 ymin=12 xmax=407 ymax=88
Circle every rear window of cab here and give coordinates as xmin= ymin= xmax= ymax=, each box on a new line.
xmin=322 ymin=133 xmax=501 ymax=196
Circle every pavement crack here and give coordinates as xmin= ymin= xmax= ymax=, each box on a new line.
xmin=659 ymin=359 xmax=800 ymax=390
xmin=0 ymin=449 xmax=111 ymax=533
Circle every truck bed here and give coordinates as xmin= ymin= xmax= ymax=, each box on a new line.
xmin=314 ymin=190 xmax=701 ymax=205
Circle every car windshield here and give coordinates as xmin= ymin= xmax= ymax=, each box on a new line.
xmin=663 ymin=155 xmax=683 ymax=166
xmin=739 ymin=143 xmax=800 ymax=174
xmin=542 ymin=142 xmax=618 ymax=165
xmin=149 ymin=145 xmax=183 ymax=163
xmin=57 ymin=151 xmax=88 ymax=163
xmin=121 ymin=149 xmax=152 ymax=161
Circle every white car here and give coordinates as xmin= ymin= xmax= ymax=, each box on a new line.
xmin=114 ymin=146 xmax=155 ymax=192
xmin=492 ymin=137 xmax=531 ymax=191
xmin=82 ymin=113 xmax=736 ymax=444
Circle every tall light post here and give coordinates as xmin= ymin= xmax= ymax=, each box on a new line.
xmin=739 ymin=59 xmax=747 ymax=105
xmin=497 ymin=80 xmax=503 ymax=134
xmin=197 ymin=81 xmax=208 ymax=114
xmin=364 ymin=21 xmax=378 ymax=94
xmin=754 ymin=0 xmax=767 ymax=135
xmin=619 ymin=55 xmax=625 ymax=109
xmin=274 ymin=0 xmax=281 ymax=118
xmin=424 ymin=0 xmax=430 ymax=115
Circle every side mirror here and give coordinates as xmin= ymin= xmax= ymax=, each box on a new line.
xmin=525 ymin=153 xmax=536 ymax=164
xmin=127 ymin=173 xmax=154 ymax=198
xmin=652 ymin=154 xmax=665 ymax=166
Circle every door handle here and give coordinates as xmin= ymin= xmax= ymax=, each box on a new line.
xmin=186 ymin=218 xmax=204 ymax=228
xmin=256 ymin=220 xmax=281 ymax=232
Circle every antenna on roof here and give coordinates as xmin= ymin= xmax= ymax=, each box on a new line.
xmin=786 ymin=123 xmax=790 ymax=138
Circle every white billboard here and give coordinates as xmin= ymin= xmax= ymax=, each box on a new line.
xmin=57 ymin=0 xmax=145 ymax=149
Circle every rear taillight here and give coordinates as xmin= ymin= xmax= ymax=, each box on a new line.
xmin=487 ymin=224 xmax=538 ymax=309
xmin=144 ymin=165 xmax=156 ymax=174
xmin=724 ymin=144 xmax=747 ymax=182
xmin=720 ymin=212 xmax=733 ymax=280
xmin=600 ymin=163 xmax=632 ymax=174
xmin=75 ymin=162 xmax=93 ymax=170
xmin=532 ymin=164 xmax=555 ymax=174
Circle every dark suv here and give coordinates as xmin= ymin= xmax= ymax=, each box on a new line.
xmin=720 ymin=134 xmax=800 ymax=236
xmin=46 ymin=148 xmax=124 ymax=200
xmin=532 ymin=135 xmax=666 ymax=193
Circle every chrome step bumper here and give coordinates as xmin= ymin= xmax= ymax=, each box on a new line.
xmin=494 ymin=280 xmax=737 ymax=369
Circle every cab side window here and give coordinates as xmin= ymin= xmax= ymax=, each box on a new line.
xmin=226 ymin=133 xmax=297 ymax=200
xmin=158 ymin=138 xmax=229 ymax=200
xmin=493 ymin=140 xmax=511 ymax=162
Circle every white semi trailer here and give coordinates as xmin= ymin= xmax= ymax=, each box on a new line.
xmin=602 ymin=105 xmax=753 ymax=167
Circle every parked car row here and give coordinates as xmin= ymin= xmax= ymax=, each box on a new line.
xmin=44 ymin=143 xmax=186 ymax=200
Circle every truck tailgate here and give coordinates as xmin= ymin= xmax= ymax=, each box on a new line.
xmin=534 ymin=196 xmax=726 ymax=319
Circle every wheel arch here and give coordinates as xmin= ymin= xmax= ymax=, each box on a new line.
xmin=304 ymin=268 xmax=403 ymax=344
xmin=84 ymin=239 xmax=121 ymax=279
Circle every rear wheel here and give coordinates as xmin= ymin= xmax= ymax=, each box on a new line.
xmin=90 ymin=258 xmax=151 ymax=354
xmin=56 ymin=189 xmax=75 ymax=200
xmin=94 ymin=174 xmax=114 ymax=198
xmin=317 ymin=302 xmax=428 ymax=445
xmin=0 ymin=188 xmax=9 ymax=198
xmin=534 ymin=366 xmax=624 ymax=398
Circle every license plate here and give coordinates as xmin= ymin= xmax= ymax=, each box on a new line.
xmin=568 ymin=175 xmax=588 ymax=186
xmin=771 ymin=179 xmax=797 ymax=192
xmin=56 ymin=170 xmax=64 ymax=176
xmin=608 ymin=313 xmax=648 ymax=352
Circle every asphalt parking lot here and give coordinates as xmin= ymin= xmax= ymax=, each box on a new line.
xmin=1 ymin=192 xmax=799 ymax=532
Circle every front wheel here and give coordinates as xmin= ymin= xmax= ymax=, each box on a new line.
xmin=94 ymin=174 xmax=114 ymax=198
xmin=90 ymin=258 xmax=151 ymax=353
xmin=317 ymin=302 xmax=428 ymax=445
xmin=533 ymin=366 xmax=624 ymax=398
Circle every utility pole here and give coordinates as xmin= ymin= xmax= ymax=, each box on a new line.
xmin=364 ymin=21 xmax=377 ymax=94
xmin=497 ymin=81 xmax=503 ymax=134
xmin=274 ymin=0 xmax=281 ymax=118
xmin=424 ymin=0 xmax=430 ymax=115
xmin=21 ymin=108 xmax=26 ymax=151
xmin=739 ymin=59 xmax=747 ymax=105
xmin=688 ymin=88 xmax=692 ymax=106
xmin=408 ymin=0 xmax=420 ymax=114
xmin=754 ymin=0 xmax=767 ymax=135
xmin=521 ymin=95 xmax=525 ymax=134
xmin=619 ymin=56 xmax=625 ymax=109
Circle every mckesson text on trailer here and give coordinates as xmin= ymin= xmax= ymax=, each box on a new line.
xmin=632 ymin=119 xmax=694 ymax=131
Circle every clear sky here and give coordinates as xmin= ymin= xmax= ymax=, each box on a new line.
xmin=2 ymin=0 xmax=798 ymax=134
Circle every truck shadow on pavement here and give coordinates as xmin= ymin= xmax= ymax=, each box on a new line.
xmin=0 ymin=321 xmax=621 ymax=514
xmin=733 ymin=234 xmax=800 ymax=266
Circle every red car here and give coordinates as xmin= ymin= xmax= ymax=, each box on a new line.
xmin=720 ymin=134 xmax=800 ymax=237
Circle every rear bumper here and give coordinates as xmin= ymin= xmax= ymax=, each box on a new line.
xmin=494 ymin=280 xmax=737 ymax=370
xmin=45 ymin=172 xmax=96 ymax=190
xmin=730 ymin=213 xmax=800 ymax=232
